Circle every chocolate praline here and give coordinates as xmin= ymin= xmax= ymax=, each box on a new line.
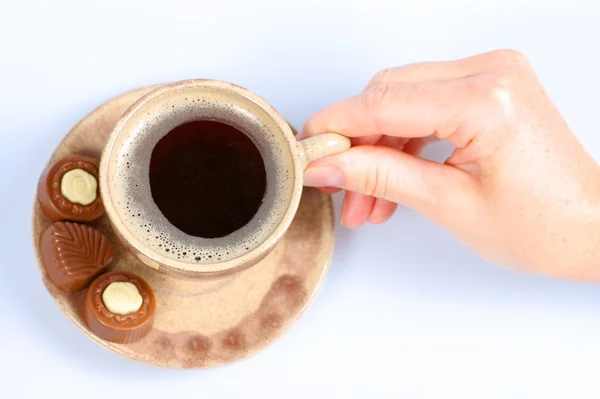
xmin=40 ymin=222 xmax=113 ymax=292
xmin=37 ymin=154 xmax=104 ymax=222
xmin=83 ymin=272 xmax=156 ymax=344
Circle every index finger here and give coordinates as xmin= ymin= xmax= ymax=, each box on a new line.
xmin=300 ymin=79 xmax=474 ymax=142
xmin=364 ymin=49 xmax=525 ymax=88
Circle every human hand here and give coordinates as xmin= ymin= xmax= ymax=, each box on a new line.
xmin=299 ymin=50 xmax=600 ymax=282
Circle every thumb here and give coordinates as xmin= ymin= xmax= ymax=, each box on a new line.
xmin=303 ymin=145 xmax=478 ymax=217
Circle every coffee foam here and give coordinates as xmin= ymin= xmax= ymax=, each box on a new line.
xmin=109 ymin=86 xmax=295 ymax=264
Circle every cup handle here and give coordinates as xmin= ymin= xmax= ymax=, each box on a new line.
xmin=297 ymin=132 xmax=351 ymax=169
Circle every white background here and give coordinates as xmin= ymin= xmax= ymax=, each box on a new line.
xmin=1 ymin=0 xmax=600 ymax=397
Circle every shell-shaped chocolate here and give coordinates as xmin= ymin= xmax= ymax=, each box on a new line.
xmin=40 ymin=222 xmax=113 ymax=292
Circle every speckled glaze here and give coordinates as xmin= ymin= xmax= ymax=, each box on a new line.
xmin=32 ymin=86 xmax=336 ymax=368
xmin=99 ymin=80 xmax=350 ymax=279
xmin=298 ymin=132 xmax=351 ymax=168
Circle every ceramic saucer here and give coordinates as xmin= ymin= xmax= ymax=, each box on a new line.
xmin=31 ymin=86 xmax=335 ymax=368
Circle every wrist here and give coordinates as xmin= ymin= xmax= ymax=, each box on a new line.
xmin=541 ymin=173 xmax=600 ymax=283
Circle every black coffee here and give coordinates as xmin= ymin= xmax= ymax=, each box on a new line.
xmin=149 ymin=120 xmax=266 ymax=238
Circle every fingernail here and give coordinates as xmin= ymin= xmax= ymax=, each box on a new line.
xmin=303 ymin=166 xmax=345 ymax=187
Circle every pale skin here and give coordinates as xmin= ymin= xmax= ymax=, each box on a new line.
xmin=299 ymin=49 xmax=600 ymax=283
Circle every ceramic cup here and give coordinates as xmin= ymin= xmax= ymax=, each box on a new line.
xmin=99 ymin=79 xmax=349 ymax=279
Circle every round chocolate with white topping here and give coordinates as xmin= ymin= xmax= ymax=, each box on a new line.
xmin=37 ymin=154 xmax=104 ymax=222
xmin=83 ymin=272 xmax=156 ymax=344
